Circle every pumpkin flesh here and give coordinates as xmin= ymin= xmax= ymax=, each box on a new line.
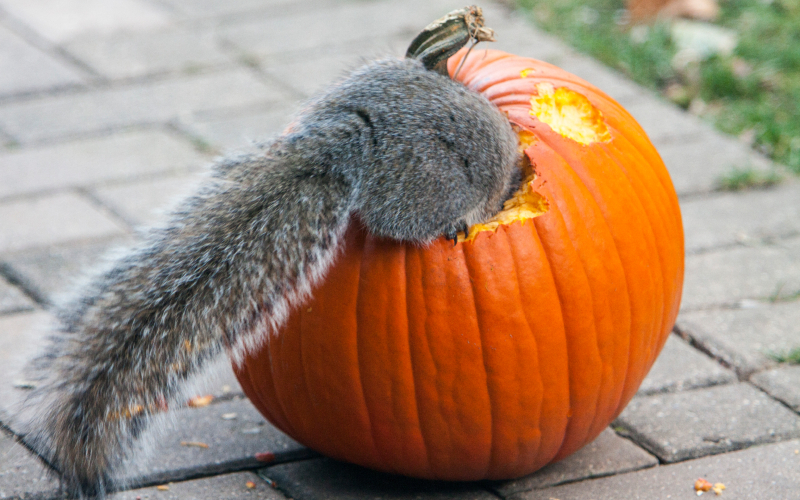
xmin=235 ymin=49 xmax=684 ymax=480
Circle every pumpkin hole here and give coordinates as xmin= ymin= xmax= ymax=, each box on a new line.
xmin=530 ymin=82 xmax=611 ymax=145
xmin=461 ymin=134 xmax=549 ymax=242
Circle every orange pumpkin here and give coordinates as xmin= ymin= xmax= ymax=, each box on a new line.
xmin=234 ymin=26 xmax=684 ymax=480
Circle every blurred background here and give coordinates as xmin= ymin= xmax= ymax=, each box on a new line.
xmin=524 ymin=0 xmax=798 ymax=185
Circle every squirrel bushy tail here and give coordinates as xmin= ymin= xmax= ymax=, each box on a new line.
xmin=27 ymin=57 xmax=520 ymax=497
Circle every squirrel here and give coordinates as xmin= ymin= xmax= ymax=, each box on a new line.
xmin=24 ymin=56 xmax=521 ymax=498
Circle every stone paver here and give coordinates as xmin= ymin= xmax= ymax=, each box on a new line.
xmin=615 ymin=383 xmax=800 ymax=463
xmin=119 ymin=397 xmax=309 ymax=488
xmin=112 ymin=471 xmax=287 ymax=500
xmin=260 ymin=459 xmax=497 ymax=500
xmin=0 ymin=24 xmax=84 ymax=97
xmin=261 ymin=41 xmax=406 ymax=99
xmin=0 ymin=0 xmax=171 ymax=44
xmin=0 ymin=192 xmax=127 ymax=254
xmin=0 ymin=311 xmax=53 ymax=429
xmin=637 ymin=334 xmax=736 ymax=396
xmin=154 ymin=0 xmax=307 ymax=20
xmin=751 ymin=365 xmax=800 ymax=413
xmin=679 ymin=300 xmax=800 ymax=376
xmin=525 ymin=439 xmax=800 ymax=500
xmin=681 ymin=181 xmax=800 ymax=253
xmin=0 ymin=429 xmax=59 ymax=500
xmin=658 ymin=131 xmax=774 ymax=196
xmin=0 ymin=275 xmax=35 ymax=315
xmin=92 ymin=173 xmax=204 ymax=227
xmin=63 ymin=26 xmax=233 ymax=80
xmin=682 ymin=236 xmax=800 ymax=310
xmin=0 ymin=236 xmax=130 ymax=305
xmin=218 ymin=0 xmax=448 ymax=60
xmin=179 ymin=105 xmax=297 ymax=151
xmin=0 ymin=129 xmax=207 ymax=199
xmin=489 ymin=429 xmax=657 ymax=496
xmin=0 ymin=69 xmax=287 ymax=144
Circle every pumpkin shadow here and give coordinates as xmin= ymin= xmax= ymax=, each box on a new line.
xmin=260 ymin=457 xmax=498 ymax=499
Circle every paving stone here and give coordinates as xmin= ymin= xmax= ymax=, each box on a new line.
xmin=119 ymin=397 xmax=309 ymax=487
xmin=260 ymin=458 xmax=497 ymax=500
xmin=0 ymin=24 xmax=84 ymax=97
xmin=0 ymin=129 xmax=207 ymax=199
xmin=155 ymin=0 xmax=310 ymax=19
xmin=63 ymin=26 xmax=233 ymax=80
xmin=658 ymin=131 xmax=774 ymax=196
xmin=0 ymin=69 xmax=287 ymax=144
xmin=218 ymin=0 xmax=451 ymax=60
xmin=0 ymin=428 xmax=59 ymax=500
xmin=180 ymin=104 xmax=298 ymax=151
xmin=750 ymin=365 xmax=800 ymax=413
xmin=489 ymin=428 xmax=657 ymax=496
xmin=0 ymin=192 xmax=127 ymax=254
xmin=261 ymin=41 xmax=405 ymax=99
xmin=0 ymin=236 xmax=130 ymax=305
xmin=624 ymin=98 xmax=713 ymax=145
xmin=112 ymin=471 xmax=287 ymax=500
xmin=524 ymin=438 xmax=800 ymax=500
xmin=0 ymin=311 xmax=53 ymax=431
xmin=679 ymin=301 xmax=800 ymax=376
xmin=682 ymin=236 xmax=800 ymax=310
xmin=0 ymin=275 xmax=35 ymax=315
xmin=637 ymin=334 xmax=736 ymax=396
xmin=615 ymin=383 xmax=800 ymax=463
xmin=198 ymin=358 xmax=245 ymax=400
xmin=92 ymin=172 xmax=205 ymax=227
xmin=0 ymin=0 xmax=171 ymax=44
xmin=555 ymin=54 xmax=652 ymax=107
xmin=681 ymin=181 xmax=800 ymax=253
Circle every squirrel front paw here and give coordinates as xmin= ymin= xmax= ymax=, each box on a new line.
xmin=443 ymin=220 xmax=470 ymax=246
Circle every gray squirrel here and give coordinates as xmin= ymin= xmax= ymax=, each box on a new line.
xmin=25 ymin=14 xmax=521 ymax=498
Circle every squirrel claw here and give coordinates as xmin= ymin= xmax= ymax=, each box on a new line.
xmin=443 ymin=221 xmax=469 ymax=246
xmin=445 ymin=228 xmax=458 ymax=246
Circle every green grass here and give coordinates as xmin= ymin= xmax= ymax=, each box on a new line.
xmin=768 ymin=346 xmax=800 ymax=364
xmin=717 ymin=167 xmax=782 ymax=190
xmin=516 ymin=0 xmax=800 ymax=174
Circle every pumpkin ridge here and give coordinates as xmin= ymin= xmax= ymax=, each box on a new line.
xmin=501 ymin=225 xmax=546 ymax=471
xmin=598 ymin=144 xmax=664 ymax=413
xmin=535 ymin=144 xmax=627 ymax=441
xmin=530 ymin=143 xmax=616 ymax=455
xmin=600 ymin=137 xmax=682 ymax=376
xmin=267 ymin=317 xmax=304 ymax=441
xmin=531 ymin=205 xmax=603 ymax=459
xmin=536 ymin=130 xmax=665 ymax=421
xmin=508 ymin=222 xmax=571 ymax=468
xmin=533 ymin=130 xmax=656 ymax=424
xmin=355 ymin=244 xmax=385 ymax=470
xmin=461 ymin=242 xmax=497 ymax=476
xmin=405 ymin=246 xmax=437 ymax=476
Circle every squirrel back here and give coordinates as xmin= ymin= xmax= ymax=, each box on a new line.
xmin=26 ymin=57 xmax=520 ymax=498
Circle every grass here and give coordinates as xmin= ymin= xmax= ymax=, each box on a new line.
xmin=717 ymin=167 xmax=783 ymax=190
xmin=768 ymin=346 xmax=800 ymax=364
xmin=516 ymin=0 xmax=800 ymax=174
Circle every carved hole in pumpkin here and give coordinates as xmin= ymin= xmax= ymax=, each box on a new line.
xmin=461 ymin=131 xmax=549 ymax=242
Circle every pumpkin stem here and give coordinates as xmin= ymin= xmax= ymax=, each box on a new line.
xmin=405 ymin=5 xmax=495 ymax=76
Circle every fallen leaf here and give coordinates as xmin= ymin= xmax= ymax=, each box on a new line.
xmin=180 ymin=441 xmax=209 ymax=449
xmin=188 ymin=395 xmax=214 ymax=407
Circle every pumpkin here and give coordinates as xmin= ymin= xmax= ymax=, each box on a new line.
xmin=234 ymin=8 xmax=684 ymax=481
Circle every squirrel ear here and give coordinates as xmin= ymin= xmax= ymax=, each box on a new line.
xmin=404 ymin=5 xmax=495 ymax=75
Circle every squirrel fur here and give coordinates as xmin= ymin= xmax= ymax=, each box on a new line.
xmin=26 ymin=57 xmax=520 ymax=497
